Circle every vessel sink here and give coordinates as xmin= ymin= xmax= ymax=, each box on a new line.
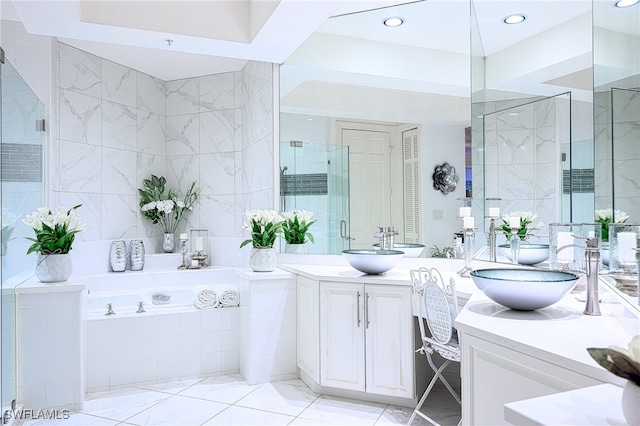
xmin=343 ymin=249 xmax=404 ymax=274
xmin=498 ymin=243 xmax=550 ymax=265
xmin=373 ymin=243 xmax=425 ymax=257
xmin=470 ymin=268 xmax=579 ymax=311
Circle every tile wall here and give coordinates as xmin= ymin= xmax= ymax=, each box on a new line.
xmin=50 ymin=42 xmax=275 ymax=266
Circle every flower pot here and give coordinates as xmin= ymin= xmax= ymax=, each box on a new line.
xmin=162 ymin=233 xmax=175 ymax=253
xmin=622 ymin=381 xmax=640 ymax=425
xmin=35 ymin=253 xmax=72 ymax=283
xmin=284 ymin=243 xmax=307 ymax=254
xmin=249 ymin=247 xmax=277 ymax=272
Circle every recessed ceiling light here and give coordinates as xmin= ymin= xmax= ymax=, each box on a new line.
xmin=615 ymin=0 xmax=639 ymax=7
xmin=383 ymin=17 xmax=404 ymax=27
xmin=502 ymin=14 xmax=526 ymax=24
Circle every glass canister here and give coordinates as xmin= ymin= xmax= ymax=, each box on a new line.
xmin=549 ymin=223 xmax=583 ymax=272
xmin=609 ymin=223 xmax=640 ymax=274
xmin=109 ymin=240 xmax=127 ymax=272
xmin=129 ymin=240 xmax=145 ymax=271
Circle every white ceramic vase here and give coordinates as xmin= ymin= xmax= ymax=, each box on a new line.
xmin=249 ymin=247 xmax=277 ymax=272
xmin=284 ymin=243 xmax=307 ymax=254
xmin=622 ymin=381 xmax=640 ymax=425
xmin=35 ymin=253 xmax=73 ymax=283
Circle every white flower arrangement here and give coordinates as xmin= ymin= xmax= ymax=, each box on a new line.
xmin=595 ymin=208 xmax=629 ymax=241
xmin=281 ymin=209 xmax=316 ymax=244
xmin=498 ymin=210 xmax=544 ymax=241
xmin=240 ymin=209 xmax=284 ymax=248
xmin=22 ymin=205 xmax=85 ymax=254
xmin=138 ymin=175 xmax=198 ymax=234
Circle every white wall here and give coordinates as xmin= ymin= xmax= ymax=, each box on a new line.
xmin=420 ymin=124 xmax=468 ymax=250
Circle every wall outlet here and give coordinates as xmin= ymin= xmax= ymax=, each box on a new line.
xmin=432 ymin=209 xmax=444 ymax=220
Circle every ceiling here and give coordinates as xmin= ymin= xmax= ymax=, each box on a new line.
xmin=3 ymin=0 xmax=634 ymax=117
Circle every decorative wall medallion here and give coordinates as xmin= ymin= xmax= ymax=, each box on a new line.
xmin=432 ymin=162 xmax=459 ymax=195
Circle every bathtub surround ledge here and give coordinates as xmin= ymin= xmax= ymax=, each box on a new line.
xmin=15 ymin=277 xmax=86 ymax=411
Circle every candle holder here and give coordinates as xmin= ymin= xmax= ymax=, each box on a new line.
xmin=509 ymin=226 xmax=520 ymax=265
xmin=189 ymin=229 xmax=210 ymax=268
xmin=610 ymin=223 xmax=640 ymax=275
xmin=177 ymin=234 xmax=190 ymax=270
xmin=458 ymin=226 xmax=475 ymax=277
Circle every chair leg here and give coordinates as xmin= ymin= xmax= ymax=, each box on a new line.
xmin=426 ymin=353 xmax=462 ymax=405
xmin=406 ymin=359 xmax=451 ymax=426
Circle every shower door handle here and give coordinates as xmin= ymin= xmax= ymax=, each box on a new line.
xmin=340 ymin=220 xmax=354 ymax=240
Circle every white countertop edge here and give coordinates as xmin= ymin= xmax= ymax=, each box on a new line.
xmin=15 ymin=276 xmax=86 ymax=294
xmin=235 ymin=268 xmax=294 ymax=280
xmin=504 ymin=383 xmax=626 ymax=425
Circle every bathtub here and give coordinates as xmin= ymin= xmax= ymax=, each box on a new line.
xmin=85 ymin=266 xmax=239 ymax=316
xmin=84 ymin=267 xmax=241 ymax=392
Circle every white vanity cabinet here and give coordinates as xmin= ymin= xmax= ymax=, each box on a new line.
xmin=319 ymin=281 xmax=414 ymax=398
xmin=296 ymin=275 xmax=320 ymax=382
xmin=461 ymin=333 xmax=603 ymax=425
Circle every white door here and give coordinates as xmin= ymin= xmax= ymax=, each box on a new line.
xmin=365 ymin=285 xmax=414 ymax=398
xmin=319 ymin=282 xmax=365 ymax=391
xmin=341 ymin=128 xmax=392 ymax=249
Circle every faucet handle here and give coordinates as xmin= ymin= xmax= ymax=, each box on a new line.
xmin=585 ymin=237 xmax=599 ymax=248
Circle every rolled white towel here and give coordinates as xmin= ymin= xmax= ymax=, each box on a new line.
xmin=193 ymin=285 xmax=218 ymax=309
xmin=214 ymin=284 xmax=240 ymax=307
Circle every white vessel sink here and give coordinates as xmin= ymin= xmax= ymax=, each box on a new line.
xmin=470 ymin=268 xmax=579 ymax=311
xmin=498 ymin=244 xmax=550 ymax=265
xmin=342 ymin=249 xmax=404 ymax=274
xmin=373 ymin=243 xmax=425 ymax=257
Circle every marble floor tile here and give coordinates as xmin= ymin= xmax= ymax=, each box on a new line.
xmin=177 ymin=374 xmax=259 ymax=404
xmin=288 ymin=417 xmax=336 ymax=425
xmin=17 ymin=412 xmax=119 ymax=426
xmin=375 ymin=405 xmax=430 ymax=426
xmin=298 ymin=395 xmax=387 ymax=425
xmin=202 ymin=405 xmax=295 ymax=425
xmin=81 ymin=388 xmax=171 ymax=422
xmin=234 ymin=382 xmax=320 ymax=417
xmin=137 ymin=378 xmax=205 ymax=395
xmin=123 ymin=395 xmax=228 ymax=425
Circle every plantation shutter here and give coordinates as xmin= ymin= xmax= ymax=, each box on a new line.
xmin=403 ymin=128 xmax=421 ymax=243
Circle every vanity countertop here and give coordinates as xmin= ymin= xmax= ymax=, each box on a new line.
xmin=280 ymin=257 xmax=637 ymax=388
xmin=504 ymin=383 xmax=627 ymax=425
xmin=455 ymin=283 xmax=636 ymax=386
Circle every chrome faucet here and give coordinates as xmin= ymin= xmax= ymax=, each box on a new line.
xmin=374 ymin=226 xmax=398 ymax=250
xmin=556 ymin=236 xmax=601 ymax=316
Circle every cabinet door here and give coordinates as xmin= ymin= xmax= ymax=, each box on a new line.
xmin=297 ymin=276 xmax=319 ymax=381
xmin=320 ymin=282 xmax=365 ymax=391
xmin=365 ymin=285 xmax=414 ymax=398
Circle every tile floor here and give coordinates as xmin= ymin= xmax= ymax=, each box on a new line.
xmin=21 ymin=375 xmax=461 ymax=426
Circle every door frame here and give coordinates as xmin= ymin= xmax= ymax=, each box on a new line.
xmin=336 ymin=120 xmax=405 ymax=242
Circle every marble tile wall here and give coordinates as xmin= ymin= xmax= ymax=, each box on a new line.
xmin=479 ymin=95 xmax=565 ymax=241
xmin=612 ymin=88 xmax=640 ymax=222
xmin=51 ymin=42 xmax=275 ymax=265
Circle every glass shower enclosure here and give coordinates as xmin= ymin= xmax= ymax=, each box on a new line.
xmin=1 ymin=55 xmax=46 ymax=415
xmin=280 ymin=141 xmax=349 ymax=254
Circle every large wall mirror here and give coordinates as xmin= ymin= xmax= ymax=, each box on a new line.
xmin=279 ymin=0 xmax=471 ymax=254
xmin=279 ymin=0 xmax=639 ymax=258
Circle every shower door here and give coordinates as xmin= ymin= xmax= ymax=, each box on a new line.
xmin=279 ymin=141 xmax=349 ymax=254
xmin=1 ymin=56 xmax=46 ymax=413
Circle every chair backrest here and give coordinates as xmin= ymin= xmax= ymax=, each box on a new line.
xmin=410 ymin=267 xmax=460 ymax=346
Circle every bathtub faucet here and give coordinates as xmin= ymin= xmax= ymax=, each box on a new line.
xmin=556 ymin=237 xmax=601 ymax=316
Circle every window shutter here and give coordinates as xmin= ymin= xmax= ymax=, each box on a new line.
xmin=403 ymin=129 xmax=421 ymax=243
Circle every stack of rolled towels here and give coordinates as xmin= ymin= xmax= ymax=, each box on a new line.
xmin=192 ymin=284 xmax=240 ymax=309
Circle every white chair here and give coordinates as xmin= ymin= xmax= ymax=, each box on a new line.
xmin=408 ymin=267 xmax=462 ymax=426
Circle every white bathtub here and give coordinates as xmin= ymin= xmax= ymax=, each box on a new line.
xmin=85 ymin=267 xmax=238 ymax=316
xmin=84 ymin=267 xmax=241 ymax=392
